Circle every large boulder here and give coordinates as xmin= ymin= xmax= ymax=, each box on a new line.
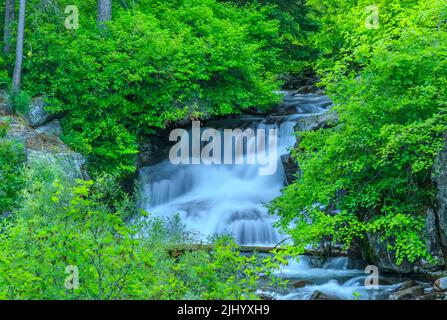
xmin=6 ymin=116 xmax=87 ymax=179
xmin=363 ymin=233 xmax=414 ymax=274
xmin=25 ymin=97 xmax=50 ymax=128
xmin=421 ymin=209 xmax=446 ymax=270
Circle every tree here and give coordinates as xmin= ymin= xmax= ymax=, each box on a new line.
xmin=3 ymin=0 xmax=15 ymax=54
xmin=12 ymin=0 xmax=25 ymax=91
xmin=97 ymin=0 xmax=111 ymax=28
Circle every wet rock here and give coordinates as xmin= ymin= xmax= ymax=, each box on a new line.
xmin=281 ymin=154 xmax=298 ymax=185
xmin=25 ymin=97 xmax=50 ymax=128
xmin=275 ymin=105 xmax=297 ymax=116
xmin=291 ymin=280 xmax=311 ymax=288
xmin=397 ymin=280 xmax=419 ymax=291
xmin=138 ymin=136 xmax=172 ymax=167
xmin=257 ymin=293 xmax=275 ymax=300
xmin=364 ymin=233 xmax=414 ymax=274
xmin=36 ymin=119 xmax=62 ymax=137
xmin=27 ymin=150 xmax=87 ymax=180
xmin=0 ymin=91 xmax=10 ymax=115
xmin=389 ymin=285 xmax=424 ymax=300
xmin=433 ymin=137 xmax=447 ymax=248
xmin=422 ymin=208 xmax=445 ymax=270
xmin=294 ymin=112 xmax=338 ymax=132
xmin=434 ymin=277 xmax=447 ymax=292
xmin=276 ymin=93 xmax=333 ymax=116
xmin=309 ymin=290 xmax=340 ymax=300
xmin=420 ymin=292 xmax=447 ymax=300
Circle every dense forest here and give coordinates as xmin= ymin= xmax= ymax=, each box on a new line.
xmin=0 ymin=0 xmax=446 ymax=300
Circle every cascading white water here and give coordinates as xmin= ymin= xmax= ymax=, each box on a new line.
xmin=138 ymin=93 xmax=423 ymax=300
xmin=138 ymin=93 xmax=331 ymax=245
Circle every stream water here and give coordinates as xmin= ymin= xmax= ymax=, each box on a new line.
xmin=138 ymin=92 xmax=421 ymax=300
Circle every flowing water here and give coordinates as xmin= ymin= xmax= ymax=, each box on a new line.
xmin=138 ymin=92 xmax=417 ymax=300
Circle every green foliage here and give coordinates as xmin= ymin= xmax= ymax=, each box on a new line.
xmin=0 ymin=56 xmax=9 ymax=89
xmin=0 ymin=161 xmax=276 ymax=299
xmin=20 ymin=0 xmax=284 ymax=176
xmin=220 ymin=0 xmax=319 ymax=72
xmin=0 ymin=119 xmax=9 ymax=137
xmin=0 ymin=138 xmax=26 ymax=214
xmin=270 ymin=0 xmax=447 ymax=265
xmin=8 ymin=90 xmax=31 ymax=115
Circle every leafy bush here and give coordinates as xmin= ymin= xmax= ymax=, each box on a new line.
xmin=0 ymin=138 xmax=25 ymax=214
xmin=21 ymin=0 xmax=284 ymax=176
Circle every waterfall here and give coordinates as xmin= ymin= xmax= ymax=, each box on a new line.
xmin=138 ymin=92 xmax=332 ymax=246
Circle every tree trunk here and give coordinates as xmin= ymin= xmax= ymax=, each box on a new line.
xmin=97 ymin=0 xmax=111 ymax=28
xmin=3 ymin=0 xmax=15 ymax=54
xmin=12 ymin=0 xmax=25 ymax=91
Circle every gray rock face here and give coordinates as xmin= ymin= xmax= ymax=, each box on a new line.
xmin=0 ymin=91 xmax=10 ymax=116
xmin=5 ymin=116 xmax=87 ymax=180
xmin=433 ymin=139 xmax=447 ymax=248
xmin=362 ymin=139 xmax=447 ymax=274
xmin=26 ymin=97 xmax=50 ymax=128
xmin=423 ymin=209 xmax=445 ymax=270
xmin=36 ymin=119 xmax=62 ymax=137
xmin=27 ymin=150 xmax=87 ymax=180
xmin=364 ymin=233 xmax=414 ymax=274
xmin=294 ymin=112 xmax=338 ymax=132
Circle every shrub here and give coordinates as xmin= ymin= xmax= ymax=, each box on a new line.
xmin=0 ymin=138 xmax=25 ymax=214
xmin=0 ymin=161 xmax=276 ymax=299
xmin=270 ymin=0 xmax=447 ymax=265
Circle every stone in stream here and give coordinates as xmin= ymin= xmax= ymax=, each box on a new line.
xmin=434 ymin=277 xmax=447 ymax=292
xmin=291 ymin=280 xmax=311 ymax=288
xmin=309 ymin=290 xmax=340 ymax=300
xmin=5 ymin=116 xmax=88 ymax=180
xmin=257 ymin=293 xmax=275 ymax=300
xmin=36 ymin=119 xmax=62 ymax=136
xmin=294 ymin=112 xmax=338 ymax=132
